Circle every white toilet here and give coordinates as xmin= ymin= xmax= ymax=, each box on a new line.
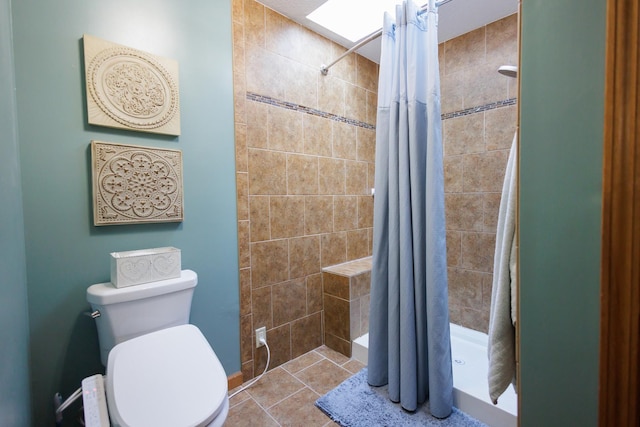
xmin=86 ymin=269 xmax=229 ymax=427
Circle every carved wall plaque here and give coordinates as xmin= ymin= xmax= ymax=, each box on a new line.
xmin=91 ymin=141 xmax=183 ymax=225
xmin=84 ymin=34 xmax=180 ymax=136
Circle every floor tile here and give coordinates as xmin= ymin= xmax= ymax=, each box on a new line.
xmin=247 ymin=367 xmax=306 ymax=408
xmin=267 ymin=387 xmax=329 ymax=426
xmin=229 ymin=389 xmax=251 ymax=408
xmin=341 ymin=359 xmax=365 ymax=374
xmin=226 ymin=398 xmax=279 ymax=427
xmin=313 ymin=345 xmax=351 ymax=365
xmin=282 ymin=351 xmax=324 ymax=374
xmin=294 ymin=359 xmax=353 ymax=395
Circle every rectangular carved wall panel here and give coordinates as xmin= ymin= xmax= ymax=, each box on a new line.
xmin=91 ymin=140 xmax=183 ymax=225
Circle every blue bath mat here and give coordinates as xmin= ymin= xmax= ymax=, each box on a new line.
xmin=316 ymin=368 xmax=487 ymax=427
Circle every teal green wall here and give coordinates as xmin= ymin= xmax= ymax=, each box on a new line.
xmin=0 ymin=0 xmax=31 ymax=425
xmin=11 ymin=0 xmax=239 ymax=425
xmin=519 ymin=1 xmax=605 ymax=425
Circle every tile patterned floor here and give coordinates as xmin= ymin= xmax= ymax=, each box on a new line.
xmin=226 ymin=345 xmax=366 ymax=426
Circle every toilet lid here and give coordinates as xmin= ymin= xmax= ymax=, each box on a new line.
xmin=106 ymin=325 xmax=228 ymax=427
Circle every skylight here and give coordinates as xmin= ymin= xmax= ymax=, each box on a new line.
xmin=307 ymin=0 xmax=403 ymax=43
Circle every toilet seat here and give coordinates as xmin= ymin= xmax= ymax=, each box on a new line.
xmin=106 ymin=324 xmax=228 ymax=427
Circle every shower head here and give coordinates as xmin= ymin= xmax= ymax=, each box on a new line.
xmin=498 ymin=65 xmax=518 ymax=78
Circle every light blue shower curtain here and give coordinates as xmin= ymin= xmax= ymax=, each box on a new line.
xmin=367 ymin=0 xmax=453 ymax=418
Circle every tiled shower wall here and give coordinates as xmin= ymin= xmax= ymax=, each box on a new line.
xmin=440 ymin=14 xmax=518 ymax=333
xmin=231 ymin=0 xmax=378 ymax=380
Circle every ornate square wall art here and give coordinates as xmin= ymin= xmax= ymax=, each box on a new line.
xmin=91 ymin=141 xmax=184 ymax=226
xmin=83 ymin=34 xmax=180 ymax=136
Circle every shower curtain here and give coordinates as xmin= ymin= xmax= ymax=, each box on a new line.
xmin=367 ymin=0 xmax=453 ymax=419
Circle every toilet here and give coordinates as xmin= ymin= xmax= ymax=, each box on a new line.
xmin=86 ymin=269 xmax=229 ymax=427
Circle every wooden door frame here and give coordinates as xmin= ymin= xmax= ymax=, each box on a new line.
xmin=599 ymin=0 xmax=640 ymax=425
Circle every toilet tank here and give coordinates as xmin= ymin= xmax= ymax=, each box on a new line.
xmin=87 ymin=269 xmax=197 ymax=366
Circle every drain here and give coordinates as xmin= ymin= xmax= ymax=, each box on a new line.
xmin=454 ymin=358 xmax=465 ymax=365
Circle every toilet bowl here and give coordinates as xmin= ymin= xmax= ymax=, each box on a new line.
xmin=106 ymin=325 xmax=228 ymax=427
xmin=87 ymin=270 xmax=229 ymax=426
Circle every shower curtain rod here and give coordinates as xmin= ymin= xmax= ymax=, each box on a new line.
xmin=320 ymin=0 xmax=454 ymax=75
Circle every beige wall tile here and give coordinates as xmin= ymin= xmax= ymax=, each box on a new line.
xmin=256 ymin=325 xmax=291 ymax=371
xmin=345 ymin=161 xmax=368 ymax=195
xmin=329 ymin=43 xmax=356 ymax=84
xmin=321 ymin=232 xmax=347 ymax=267
xmin=265 ymin=8 xmax=331 ymax=70
xmin=347 ymin=229 xmax=369 ymax=261
xmin=333 ymin=121 xmax=357 ymax=160
xmin=367 ymin=162 xmax=375 ymax=190
xmin=440 ymin=69 xmax=464 ymax=114
xmin=245 ymin=44 xmax=287 ymax=99
xmin=251 ymin=239 xmax=289 ymax=287
xmin=462 ymin=150 xmax=509 ymax=193
xmin=306 ymin=273 xmax=324 ymax=314
xmin=268 ymin=106 xmax=303 ymax=153
xmin=357 ymin=196 xmax=373 ymax=229
xmin=461 ymin=232 xmax=496 ymax=273
xmin=345 ymin=84 xmax=367 ymax=123
xmin=323 ymin=272 xmax=350 ymax=300
xmin=243 ymin=0 xmax=265 ymax=48
xmin=238 ymin=220 xmax=250 ymax=269
xmin=444 ymin=26 xmax=486 ymax=75
xmin=252 ymin=285 xmax=272 ymax=329
xmin=232 ymin=0 xmax=244 ymax=23
xmin=234 ymin=88 xmax=246 ymax=125
xmin=248 ymin=149 xmax=287 ymax=195
xmin=237 ymin=172 xmax=249 ymax=221
xmin=270 ymin=196 xmax=304 ymax=238
xmin=482 ymin=272 xmax=494 ymax=312
xmin=443 ymin=113 xmax=485 ymax=156
xmin=240 ymin=268 xmax=252 ymax=316
xmin=486 ymin=14 xmax=518 ymax=68
xmin=463 ymin=62 xmax=509 ymax=108
xmin=356 ymin=55 xmax=378 ymax=92
xmin=323 ymin=294 xmax=350 ymax=340
xmin=360 ymin=294 xmax=370 ymax=335
xmin=324 ymin=333 xmax=351 ymax=358
xmin=291 ymin=313 xmax=323 ymax=359
xmin=445 ymin=193 xmax=484 ymax=231
xmin=334 ymin=196 xmax=358 ymax=232
xmin=287 ymin=154 xmax=318 ymax=195
xmin=318 ymin=158 xmax=345 ymax=195
xmin=356 ymin=128 xmax=375 ymax=163
xmin=485 ymin=105 xmax=517 ymax=151
xmin=249 ymin=196 xmax=270 ymax=242
xmin=304 ymin=196 xmax=333 ymax=235
xmin=303 ymin=115 xmax=332 ymax=157
xmin=289 ymin=235 xmax=321 ymax=279
xmin=318 ymin=75 xmax=345 ymax=117
xmin=246 ymin=100 xmax=268 ymax=149
xmin=483 ymin=193 xmax=502 ymax=233
xmin=448 ymin=267 xmax=484 ymax=310
xmin=444 ymin=155 xmax=463 ymax=193
xmin=366 ymin=91 xmax=377 ymax=125
xmin=284 ymin=60 xmax=318 ymax=109
xmin=351 ymin=272 xmax=370 ymax=299
xmin=350 ymin=299 xmax=361 ymax=338
xmin=235 ymin=124 xmax=248 ymax=172
xmin=273 ymin=278 xmax=307 ymax=326
xmin=446 ymin=230 xmax=462 ymax=267
xmin=241 ymin=313 xmax=253 ymax=363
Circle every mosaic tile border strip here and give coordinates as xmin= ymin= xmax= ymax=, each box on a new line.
xmin=441 ymin=98 xmax=517 ymax=120
xmin=246 ymin=92 xmax=376 ymax=130
xmin=247 ymin=91 xmax=517 ymax=129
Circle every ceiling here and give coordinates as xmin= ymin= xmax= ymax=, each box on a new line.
xmin=258 ymin=0 xmax=518 ymax=64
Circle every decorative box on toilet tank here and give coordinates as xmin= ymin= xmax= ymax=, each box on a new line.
xmin=110 ymin=247 xmax=181 ymax=288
